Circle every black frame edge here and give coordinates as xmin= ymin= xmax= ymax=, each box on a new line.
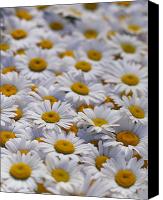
xmin=148 ymin=1 xmax=159 ymax=199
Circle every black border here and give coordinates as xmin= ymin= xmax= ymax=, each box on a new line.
xmin=148 ymin=1 xmax=159 ymax=199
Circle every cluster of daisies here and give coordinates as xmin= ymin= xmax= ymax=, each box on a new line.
xmin=0 ymin=2 xmax=148 ymax=199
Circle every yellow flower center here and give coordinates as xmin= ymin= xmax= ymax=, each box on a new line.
xmin=50 ymin=22 xmax=64 ymax=31
xmin=95 ymin=155 xmax=109 ymax=170
xmin=0 ymin=130 xmax=16 ymax=146
xmin=116 ymin=131 xmax=139 ymax=146
xmin=115 ymin=170 xmax=136 ymax=188
xmin=128 ymin=24 xmax=141 ymax=33
xmin=19 ymin=149 xmax=29 ymax=155
xmin=128 ymin=105 xmax=145 ymax=119
xmin=69 ymin=124 xmax=78 ymax=134
xmin=37 ymin=5 xmax=49 ymax=10
xmin=84 ymin=29 xmax=98 ymax=39
xmin=116 ymin=2 xmax=131 ymax=7
xmin=51 ymin=168 xmax=70 ymax=182
xmin=63 ymin=124 xmax=78 ymax=135
xmin=11 ymin=29 xmax=28 ymax=40
xmin=133 ymin=153 xmax=148 ymax=169
xmin=31 ymin=84 xmax=38 ymax=92
xmin=120 ymin=90 xmax=133 ymax=98
xmin=121 ymin=73 xmax=139 ymax=86
xmin=84 ymin=3 xmax=98 ymax=11
xmin=71 ymin=82 xmax=89 ymax=95
xmin=54 ymin=139 xmax=75 ymax=154
xmin=37 ymin=39 xmax=53 ymax=49
xmin=75 ymin=61 xmax=92 ymax=72
xmin=92 ymin=118 xmax=108 ymax=127
xmin=28 ymin=58 xmax=47 ymax=72
xmin=10 ymin=162 xmax=32 ymax=180
xmin=77 ymin=104 xmax=94 ymax=112
xmin=15 ymin=49 xmax=26 ymax=55
xmin=105 ymin=96 xmax=121 ymax=110
xmin=16 ymin=9 xmax=33 ymax=21
xmin=121 ymin=43 xmax=136 ymax=54
xmin=107 ymin=31 xmax=117 ymax=39
xmin=13 ymin=108 xmax=23 ymax=121
xmin=58 ymin=50 xmax=75 ymax=58
xmin=143 ymin=160 xmax=148 ymax=169
xmin=0 ymin=84 xmax=17 ymax=97
xmin=119 ymin=15 xmax=128 ymax=21
xmin=43 ymin=96 xmax=58 ymax=105
xmin=90 ymin=140 xmax=99 ymax=147
xmin=0 ymin=43 xmax=10 ymax=51
xmin=36 ymin=183 xmax=49 ymax=193
xmin=54 ymin=71 xmax=63 ymax=76
xmin=2 ymin=66 xmax=17 ymax=74
xmin=87 ymin=50 xmax=102 ymax=61
xmin=41 ymin=111 xmax=60 ymax=123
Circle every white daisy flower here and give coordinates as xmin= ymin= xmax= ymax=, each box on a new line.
xmin=1 ymin=138 xmax=40 ymax=157
xmin=108 ymin=34 xmax=146 ymax=61
xmin=9 ymin=7 xmax=44 ymax=26
xmin=18 ymin=126 xmax=45 ymax=142
xmin=104 ymin=60 xmax=148 ymax=95
xmin=7 ymin=18 xmax=39 ymax=48
xmin=61 ymin=121 xmax=79 ymax=136
xmin=0 ymin=72 xmax=31 ymax=100
xmin=16 ymin=48 xmax=57 ymax=80
xmin=72 ymin=3 xmax=106 ymax=19
xmin=104 ymin=23 xmax=120 ymax=41
xmin=29 ymin=85 xmax=65 ymax=105
xmin=121 ymin=1 xmax=148 ymax=17
xmin=47 ymin=4 xmax=83 ymax=18
xmin=78 ymin=105 xmax=121 ymax=134
xmin=0 ymin=36 xmax=13 ymax=57
xmin=77 ymin=128 xmax=110 ymax=145
xmin=73 ymin=17 xmax=107 ymax=40
xmin=82 ymin=141 xmax=118 ymax=179
xmin=107 ymin=1 xmax=147 ymax=18
xmin=78 ymin=40 xmax=112 ymax=66
xmin=0 ymin=124 xmax=29 ymax=145
xmin=0 ymin=124 xmax=27 ymax=148
xmin=70 ymin=173 xmax=111 ymax=197
xmin=49 ymin=3 xmax=105 ymax=19
xmin=122 ymin=16 xmax=148 ymax=35
xmin=101 ymin=155 xmax=147 ymax=199
xmin=57 ymin=72 xmax=105 ymax=105
xmin=10 ymin=99 xmax=32 ymax=127
xmin=39 ymin=131 xmax=90 ymax=160
xmin=68 ymin=55 xmax=105 ymax=81
xmin=132 ymin=150 xmax=148 ymax=170
xmin=1 ymin=153 xmax=45 ymax=192
xmin=56 ymin=36 xmax=79 ymax=60
xmin=26 ymin=100 xmax=75 ymax=131
xmin=34 ymin=30 xmax=65 ymax=51
xmin=103 ymin=84 xmax=123 ymax=110
xmin=48 ymin=56 xmax=74 ymax=77
xmin=1 ymin=56 xmax=18 ymax=74
xmin=103 ymin=118 xmax=148 ymax=158
xmin=43 ymin=12 xmax=74 ymax=35
xmin=11 ymin=42 xmax=32 ymax=57
xmin=43 ymin=156 xmax=84 ymax=194
xmin=121 ymin=95 xmax=148 ymax=125
xmin=0 ymin=95 xmax=17 ymax=127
